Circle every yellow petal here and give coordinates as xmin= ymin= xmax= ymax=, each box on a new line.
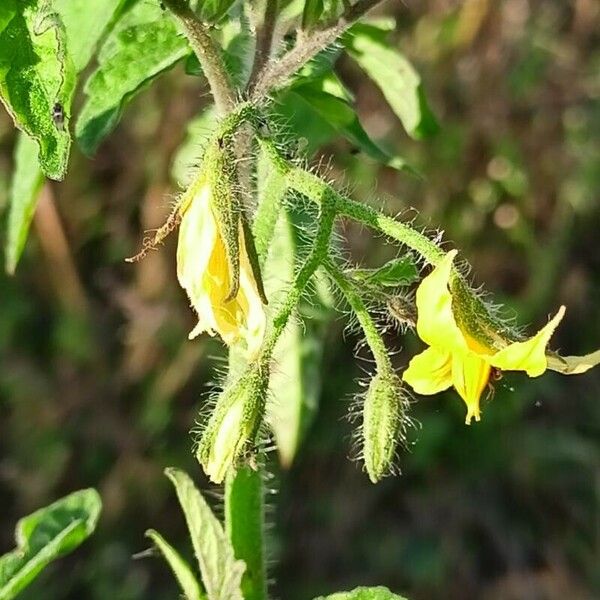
xmin=451 ymin=351 xmax=491 ymax=425
xmin=403 ymin=346 xmax=453 ymax=395
xmin=416 ymin=250 xmax=467 ymax=352
xmin=547 ymin=349 xmax=600 ymax=375
xmin=490 ymin=306 xmax=565 ymax=377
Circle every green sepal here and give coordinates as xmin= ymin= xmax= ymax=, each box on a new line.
xmin=196 ymin=361 xmax=270 ymax=484
xmin=204 ymin=137 xmax=241 ymax=302
xmin=241 ymin=214 xmax=268 ymax=305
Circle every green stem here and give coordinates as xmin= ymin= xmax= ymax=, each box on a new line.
xmin=324 ymin=260 xmax=392 ymax=371
xmin=162 ymin=0 xmax=236 ymax=115
xmin=225 ymin=466 xmax=267 ymax=600
xmin=257 ymin=135 xmax=510 ymax=343
xmin=260 ymin=193 xmax=336 ymax=358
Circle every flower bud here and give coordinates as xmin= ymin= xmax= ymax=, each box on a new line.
xmin=362 ymin=372 xmax=407 ymax=484
xmin=197 ymin=363 xmax=269 ymax=484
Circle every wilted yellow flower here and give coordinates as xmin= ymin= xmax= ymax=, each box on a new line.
xmin=177 ymin=172 xmax=266 ymax=358
xmin=402 ymin=250 xmax=597 ymax=424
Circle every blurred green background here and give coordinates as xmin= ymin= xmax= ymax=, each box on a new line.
xmin=1 ymin=1 xmax=599 ymax=599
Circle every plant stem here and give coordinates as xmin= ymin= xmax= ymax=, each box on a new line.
xmin=162 ymin=0 xmax=236 ymax=115
xmin=256 ymin=135 xmax=511 ymax=339
xmin=261 ymin=194 xmax=336 ymax=358
xmin=225 ymin=466 xmax=267 ymax=600
xmin=324 ymin=260 xmax=392 ymax=370
xmin=248 ymin=0 xmax=279 ymax=93
xmin=250 ymin=0 xmax=387 ymax=101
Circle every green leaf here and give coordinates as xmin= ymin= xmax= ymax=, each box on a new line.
xmin=345 ymin=23 xmax=438 ymax=140
xmin=314 ymin=586 xmax=409 ymax=600
xmin=276 ymin=80 xmax=411 ymax=171
xmin=5 ymin=133 xmax=44 ymax=274
xmin=75 ymin=1 xmax=190 ymax=155
xmin=0 ymin=0 xmax=75 ymax=180
xmin=200 ymin=0 xmax=236 ymax=23
xmin=0 ymin=488 xmax=102 ymax=600
xmin=302 ymin=0 xmax=324 ymax=29
xmin=145 ymin=529 xmax=205 ymax=600
xmin=165 ymin=468 xmax=245 ymax=600
xmin=171 ymin=106 xmax=217 ymax=185
xmin=349 ymin=256 xmax=419 ymax=288
xmin=54 ymin=0 xmax=123 ymax=72
xmin=225 ymin=467 xmax=266 ymax=600
xmin=264 ymin=206 xmax=334 ymax=466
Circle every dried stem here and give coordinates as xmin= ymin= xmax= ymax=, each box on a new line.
xmin=250 ymin=0 xmax=387 ymax=101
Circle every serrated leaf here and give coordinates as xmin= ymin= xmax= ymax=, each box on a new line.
xmin=345 ymin=23 xmax=438 ymax=140
xmin=0 ymin=0 xmax=75 ymax=180
xmin=276 ymin=78 xmax=411 ymax=170
xmin=349 ymin=256 xmax=419 ymax=288
xmin=4 ymin=0 xmax=122 ymax=273
xmin=146 ymin=529 xmax=205 ymax=600
xmin=5 ymin=133 xmax=44 ymax=274
xmin=314 ymin=586 xmax=409 ymax=600
xmin=0 ymin=489 xmax=101 ymax=600
xmin=165 ymin=468 xmax=245 ymax=600
xmin=75 ymin=1 xmax=191 ymax=155
xmin=264 ymin=206 xmax=334 ymax=466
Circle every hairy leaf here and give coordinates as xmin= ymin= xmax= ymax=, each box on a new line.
xmin=346 ymin=23 xmax=438 ymax=139
xmin=146 ymin=529 xmax=205 ymax=600
xmin=75 ymin=1 xmax=190 ymax=155
xmin=0 ymin=0 xmax=75 ymax=180
xmin=0 ymin=489 xmax=101 ymax=600
xmin=165 ymin=468 xmax=245 ymax=600
xmin=5 ymin=133 xmax=44 ymax=274
xmin=349 ymin=256 xmax=419 ymax=288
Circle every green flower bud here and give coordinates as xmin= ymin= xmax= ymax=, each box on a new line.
xmin=197 ymin=363 xmax=269 ymax=484
xmin=362 ymin=372 xmax=407 ymax=484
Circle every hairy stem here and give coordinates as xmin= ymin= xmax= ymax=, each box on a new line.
xmin=260 ymin=195 xmax=336 ymax=358
xmin=256 ymin=135 xmax=510 ymax=340
xmin=225 ymin=466 xmax=267 ymax=600
xmin=324 ymin=260 xmax=392 ymax=370
xmin=250 ymin=0 xmax=387 ymax=101
xmin=248 ymin=0 xmax=279 ymax=93
xmin=162 ymin=0 xmax=236 ymax=115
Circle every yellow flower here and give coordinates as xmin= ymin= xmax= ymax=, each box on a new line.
xmin=403 ymin=250 xmax=567 ymax=424
xmin=176 ymin=172 xmax=266 ymax=358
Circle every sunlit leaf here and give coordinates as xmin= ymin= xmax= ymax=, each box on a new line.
xmin=165 ymin=468 xmax=245 ymax=600
xmin=314 ymin=587 xmax=409 ymax=600
xmin=146 ymin=529 xmax=205 ymax=600
xmin=5 ymin=133 xmax=44 ymax=274
xmin=0 ymin=0 xmax=75 ymax=180
xmin=75 ymin=0 xmax=191 ymax=155
xmin=0 ymin=489 xmax=102 ymax=600
xmin=345 ymin=23 xmax=438 ymax=139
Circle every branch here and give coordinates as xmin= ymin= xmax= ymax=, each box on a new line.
xmin=250 ymin=0 xmax=387 ymax=101
xmin=162 ymin=0 xmax=236 ymax=115
xmin=247 ymin=0 xmax=279 ymax=93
